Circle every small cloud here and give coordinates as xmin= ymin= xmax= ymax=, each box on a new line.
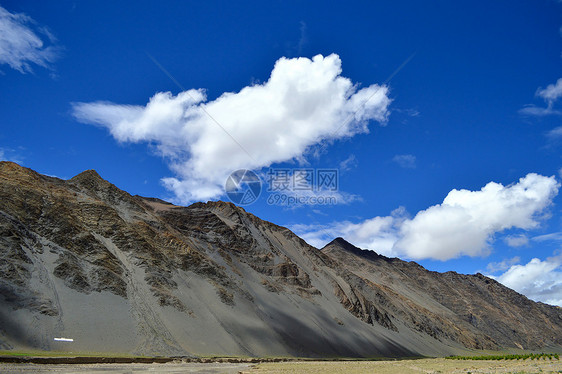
xmin=392 ymin=154 xmax=416 ymax=169
xmin=393 ymin=108 xmax=420 ymax=124
xmin=486 ymin=256 xmax=520 ymax=273
xmin=0 ymin=5 xmax=61 ymax=73
xmin=537 ymin=78 xmax=562 ymax=104
xmin=519 ymin=78 xmax=562 ymax=117
xmin=503 ymin=234 xmax=529 ymax=247
xmin=394 ymin=108 xmax=420 ymax=117
xmin=519 ymin=105 xmax=561 ymax=117
xmin=339 ymin=154 xmax=357 ymax=172
xmin=0 ymin=147 xmax=24 ymax=164
xmin=546 ymin=126 xmax=562 ymax=141
xmin=532 ymin=231 xmax=562 ymax=242
xmin=312 ymin=209 xmax=328 ymax=216
xmin=285 ymin=21 xmax=308 ymax=57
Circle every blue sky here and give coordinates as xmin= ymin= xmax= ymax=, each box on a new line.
xmin=1 ymin=0 xmax=562 ymax=306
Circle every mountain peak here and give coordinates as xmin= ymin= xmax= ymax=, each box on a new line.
xmin=193 ymin=200 xmax=241 ymax=209
xmin=322 ymin=237 xmax=389 ymax=264
xmin=324 ymin=237 xmax=378 ymax=255
xmin=68 ymin=168 xmax=140 ymax=209
xmin=71 ymin=169 xmax=104 ymax=181
xmin=329 ymin=236 xmax=354 ymax=248
xmin=69 ymin=169 xmax=116 ymax=192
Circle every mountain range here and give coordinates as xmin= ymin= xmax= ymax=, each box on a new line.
xmin=0 ymin=161 xmax=561 ymax=357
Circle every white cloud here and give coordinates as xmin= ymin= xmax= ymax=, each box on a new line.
xmin=547 ymin=126 xmax=562 ymax=140
xmin=503 ymin=234 xmax=529 ymax=247
xmin=291 ymin=207 xmax=407 ymax=256
xmin=72 ymin=54 xmax=391 ymax=203
xmin=537 ymin=78 xmax=562 ymax=104
xmin=0 ymin=5 xmax=59 ymax=73
xmin=339 ymin=154 xmax=357 ymax=172
xmin=495 ymin=254 xmax=562 ymax=307
xmin=402 ymin=108 xmax=420 ymax=117
xmin=264 ymin=169 xmax=361 ymax=208
xmin=294 ymin=174 xmax=560 ymax=261
xmin=290 ymin=223 xmax=335 ymax=249
xmin=486 ymin=256 xmax=520 ymax=274
xmin=519 ymin=78 xmax=562 ymax=117
xmin=394 ymin=174 xmax=559 ymax=260
xmin=0 ymin=147 xmax=23 ymax=164
xmin=519 ymin=105 xmax=561 ymax=116
xmin=392 ymin=154 xmax=416 ymax=169
xmin=533 ymin=231 xmax=562 ymax=242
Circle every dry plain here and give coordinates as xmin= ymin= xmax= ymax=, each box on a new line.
xmin=1 ymin=358 xmax=561 ymax=374
xmin=247 ymin=358 xmax=562 ymax=374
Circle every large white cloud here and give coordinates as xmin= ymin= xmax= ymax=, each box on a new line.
xmin=72 ymin=54 xmax=391 ymax=202
xmin=495 ymin=254 xmax=562 ymax=307
xmin=0 ymin=6 xmax=59 ymax=73
xmin=293 ymin=174 xmax=559 ymax=260
xmin=394 ymin=173 xmax=559 ymax=260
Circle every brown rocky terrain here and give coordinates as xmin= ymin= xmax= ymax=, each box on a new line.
xmin=0 ymin=161 xmax=561 ymax=357
xmin=322 ymin=238 xmax=562 ymax=351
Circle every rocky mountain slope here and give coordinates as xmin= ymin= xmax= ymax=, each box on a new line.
xmin=0 ymin=161 xmax=561 ymax=357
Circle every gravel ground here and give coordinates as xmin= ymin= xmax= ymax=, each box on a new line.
xmin=0 ymin=362 xmax=254 ymax=373
xmin=248 ymin=358 xmax=562 ymax=373
xmin=2 ymin=358 xmax=561 ymax=373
